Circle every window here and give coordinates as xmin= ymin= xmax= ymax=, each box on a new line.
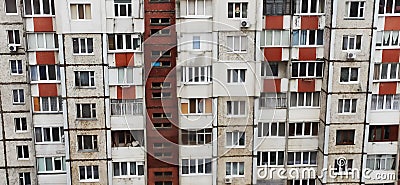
xmin=345 ymin=1 xmax=365 ymax=18
xmin=225 ymin=162 xmax=244 ymax=176
xmin=150 ymin=18 xmax=170 ymax=25
xmin=8 ymin=30 xmax=20 ymax=45
xmin=24 ymin=0 xmax=55 ymax=16
xmin=227 ymin=101 xmax=246 ymax=115
xmin=258 ymin=122 xmax=285 ymax=137
xmin=113 ymin=161 xmax=144 ymax=177
xmin=154 ymin=172 xmax=173 ymax=177
xmin=227 ymin=36 xmax=247 ymax=52
xmin=182 ymin=158 xmax=212 ymax=175
xmin=181 ymin=129 xmax=212 ymax=145
xmin=77 ymin=135 xmax=98 ymax=151
xmin=37 ymin=157 xmax=66 ymax=172
xmin=79 ymin=166 xmax=99 ymax=181
xmin=261 ymin=62 xmax=279 ymax=77
xmin=181 ymin=98 xmax=212 ymax=114
xmin=257 ymin=151 xmax=284 ymax=166
xmin=227 ymin=69 xmax=246 ymax=83
xmin=376 ymin=31 xmax=400 ymax=47
xmin=19 ymin=173 xmax=31 ymax=185
xmin=334 ymin=159 xmax=353 ymax=174
xmin=186 ymin=0 xmax=206 ymax=16
xmin=6 ymin=0 xmax=17 ymax=14
xmin=111 ymin=130 xmax=144 ymax=147
xmin=35 ymin=127 xmax=63 ymax=143
xmin=371 ymin=94 xmax=400 ymax=110
xmin=293 ymin=30 xmax=324 ymax=46
xmin=263 ymin=0 xmax=291 ymax=15
xmin=290 ymin=92 xmax=320 ymax=107
xmin=150 ymin=29 xmax=170 ymax=36
xmin=287 ymin=151 xmax=317 ymax=165
xmin=111 ymin=99 xmax=143 ymax=115
xmin=155 ymin=182 xmax=173 ymax=185
xmin=70 ymin=4 xmax=91 ymax=20
xmin=369 ymin=125 xmax=398 ymax=142
xmin=336 ymin=130 xmax=355 ymax=145
xmin=152 ymin=113 xmax=172 ymax=118
xmin=152 ymin=82 xmax=171 ymax=89
xmin=366 ymin=155 xmax=396 ymax=170
xmin=289 ymin=122 xmax=318 ymax=136
xmin=13 ymin=89 xmax=25 ymax=104
xmin=117 ymin=68 xmax=135 ymax=84
xmin=226 ymin=131 xmax=245 ymax=147
xmin=374 ymin=63 xmax=400 ymax=80
xmin=154 ymin=123 xmax=172 ymax=128
xmin=338 ymin=99 xmax=357 ymax=113
xmin=260 ymin=93 xmax=287 ymax=108
xmin=108 ymin=34 xmax=141 ymax=51
xmin=15 ymin=118 xmax=27 ymax=132
xmin=153 ymin=143 xmax=172 ymax=149
xmin=287 ymin=179 xmax=316 ymax=185
xmin=152 ymin=92 xmax=172 ymax=99
xmin=75 ymin=71 xmax=95 ymax=87
xmin=114 ymin=1 xmax=132 ymax=17
xmin=154 ymin=152 xmax=172 ymax=158
xmin=151 ymin=61 xmax=171 ymax=67
xmin=151 ymin=50 xmax=171 ymax=58
xmin=150 ymin=0 xmax=170 ymax=2
xmin=27 ymin=33 xmax=58 ymax=50
xmin=292 ymin=62 xmax=324 ymax=78
xmin=181 ymin=66 xmax=212 ymax=83
xmin=76 ymin=103 xmax=96 ymax=119
xmin=228 ymin=2 xmax=248 ymax=18
xmin=340 ymin=67 xmax=359 ymax=83
xmin=342 ymin=35 xmax=362 ymax=50
xmin=30 ymin=65 xmax=60 ymax=81
xmin=10 ymin=60 xmax=23 ymax=75
xmin=193 ymin=36 xmax=201 ymax=49
xmin=72 ymin=38 xmax=93 ymax=54
xmin=379 ymin=0 xmax=400 ymax=14
xmin=17 ymin=145 xmax=29 ymax=159
xmin=261 ymin=30 xmax=290 ymax=46
xmin=294 ymin=0 xmax=325 ymax=14
xmin=33 ymin=97 xmax=62 ymax=112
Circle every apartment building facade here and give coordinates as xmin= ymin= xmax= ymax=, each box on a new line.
xmin=0 ymin=0 xmax=399 ymax=185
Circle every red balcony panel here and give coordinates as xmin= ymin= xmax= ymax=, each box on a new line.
xmin=264 ymin=48 xmax=282 ymax=62
xmin=299 ymin=48 xmax=317 ymax=60
xmin=263 ymin=79 xmax=281 ymax=92
xmin=39 ymin=84 xmax=58 ymax=96
xmin=265 ymin=16 xmax=283 ymax=29
xmin=379 ymin=82 xmax=397 ymax=95
xmin=301 ymin=16 xmax=319 ymax=30
xmin=33 ymin=17 xmax=53 ymax=32
xmin=385 ymin=17 xmax=400 ymax=30
xmin=382 ymin=49 xmax=400 ymax=63
xmin=298 ymin=79 xmax=316 ymax=92
xmin=36 ymin=51 xmax=56 ymax=64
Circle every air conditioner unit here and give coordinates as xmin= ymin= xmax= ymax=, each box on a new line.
xmin=347 ymin=52 xmax=356 ymax=60
xmin=224 ymin=177 xmax=232 ymax=184
xmin=8 ymin=44 xmax=18 ymax=52
xmin=241 ymin=20 xmax=250 ymax=28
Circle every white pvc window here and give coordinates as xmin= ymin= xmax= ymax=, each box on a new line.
xmin=371 ymin=94 xmax=400 ymax=110
xmin=342 ymin=35 xmax=362 ymax=50
xmin=227 ymin=101 xmax=246 ymax=115
xmin=340 ymin=67 xmax=359 ymax=83
xmin=345 ymin=1 xmax=365 ymax=18
xmin=226 ymin=131 xmax=245 ymax=147
xmin=73 ymin=38 xmax=93 ymax=54
xmin=70 ymin=4 xmax=92 ymax=20
xmin=290 ymin=92 xmax=320 ymax=107
xmin=225 ymin=162 xmax=244 ymax=176
xmin=227 ymin=36 xmax=247 ymax=52
xmin=24 ymin=0 xmax=55 ymax=16
xmin=186 ymin=0 xmax=206 ymax=16
xmin=261 ymin=30 xmax=290 ymax=46
xmin=79 ymin=166 xmax=99 ymax=181
xmin=27 ymin=33 xmax=58 ymax=50
xmin=181 ymin=66 xmax=212 ymax=83
xmin=37 ymin=157 xmax=66 ymax=172
xmin=338 ymin=99 xmax=357 ymax=113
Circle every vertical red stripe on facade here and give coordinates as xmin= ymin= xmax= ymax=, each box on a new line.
xmin=298 ymin=79 xmax=316 ymax=92
xmin=264 ymin=48 xmax=282 ymax=61
xmin=265 ymin=16 xmax=283 ymax=29
xmin=382 ymin=49 xmax=400 ymax=62
xmin=115 ymin=53 xmax=134 ymax=67
xmin=36 ymin=51 xmax=56 ymax=64
xmin=379 ymin=82 xmax=397 ymax=95
xmin=301 ymin=16 xmax=319 ymax=30
xmin=299 ymin=48 xmax=317 ymax=60
xmin=117 ymin=86 xmax=136 ymax=99
xmin=38 ymin=84 xmax=58 ymax=96
xmin=384 ymin=17 xmax=400 ymax=30
xmin=263 ymin=79 xmax=281 ymax=92
xmin=33 ymin=17 xmax=53 ymax=32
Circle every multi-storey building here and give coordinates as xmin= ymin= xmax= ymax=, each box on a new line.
xmin=0 ymin=0 xmax=399 ymax=185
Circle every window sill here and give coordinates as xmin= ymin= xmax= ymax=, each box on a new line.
xmin=74 ymin=86 xmax=96 ymax=89
xmin=180 ymin=15 xmax=212 ymax=19
xmin=259 ymin=107 xmax=288 ymax=109
xmin=336 ymin=143 xmax=355 ymax=145
xmin=5 ymin=13 xmax=19 ymax=16
xmin=78 ymin=150 xmax=99 ymax=153
xmin=337 ymin=113 xmax=357 ymax=115
xmin=181 ymin=82 xmax=212 ymax=85
xmin=33 ymin=111 xmax=63 ymax=114
xmin=27 ymin=49 xmax=59 ymax=52
xmin=288 ymin=136 xmax=318 ymax=139
xmin=338 ymin=81 xmax=359 ymax=84
xmin=17 ymin=158 xmax=30 ymax=161
xmin=23 ymin=15 xmax=56 ymax=18
xmin=71 ymin=19 xmax=92 ymax=21
xmin=79 ymin=180 xmax=100 ymax=183
xmin=76 ymin=118 xmax=97 ymax=121
xmin=181 ymin=113 xmax=213 ymax=116
xmin=294 ymin=13 xmax=325 ymax=16
xmin=37 ymin=171 xmax=67 ymax=175
xmin=291 ymin=77 xmax=323 ymax=79
xmin=261 ymin=45 xmax=290 ymax=48
xmin=372 ymin=79 xmax=400 ymax=82
xmin=376 ymin=46 xmax=400 ymax=49
xmin=225 ymin=175 xmax=245 ymax=178
xmin=227 ymin=51 xmax=248 ymax=54
xmin=257 ymin=136 xmax=286 ymax=138
xmin=10 ymin=73 xmax=24 ymax=76
xmin=30 ymin=81 xmax=61 ymax=84
xmin=225 ymin=146 xmax=246 ymax=149
xmin=180 ymin=173 xmax=212 ymax=176
xmin=15 ymin=131 xmax=29 ymax=133
xmin=113 ymin=16 xmax=134 ymax=19
xmin=13 ymin=103 xmax=26 ymax=105
xmin=292 ymin=45 xmax=324 ymax=48
xmin=343 ymin=17 xmax=365 ymax=20
xmin=378 ymin=14 xmax=400 ymax=17
xmin=289 ymin=107 xmax=320 ymax=109
xmin=286 ymin=164 xmax=317 ymax=167
xmin=35 ymin=142 xmax=64 ymax=145
xmin=342 ymin=49 xmax=361 ymax=52
xmin=113 ymin=175 xmax=144 ymax=179
xmin=226 ymin=115 xmax=247 ymax=118
xmin=72 ymin=53 xmax=95 ymax=56
xmin=370 ymin=109 xmax=399 ymax=112
xmin=108 ymin=50 xmax=142 ymax=53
